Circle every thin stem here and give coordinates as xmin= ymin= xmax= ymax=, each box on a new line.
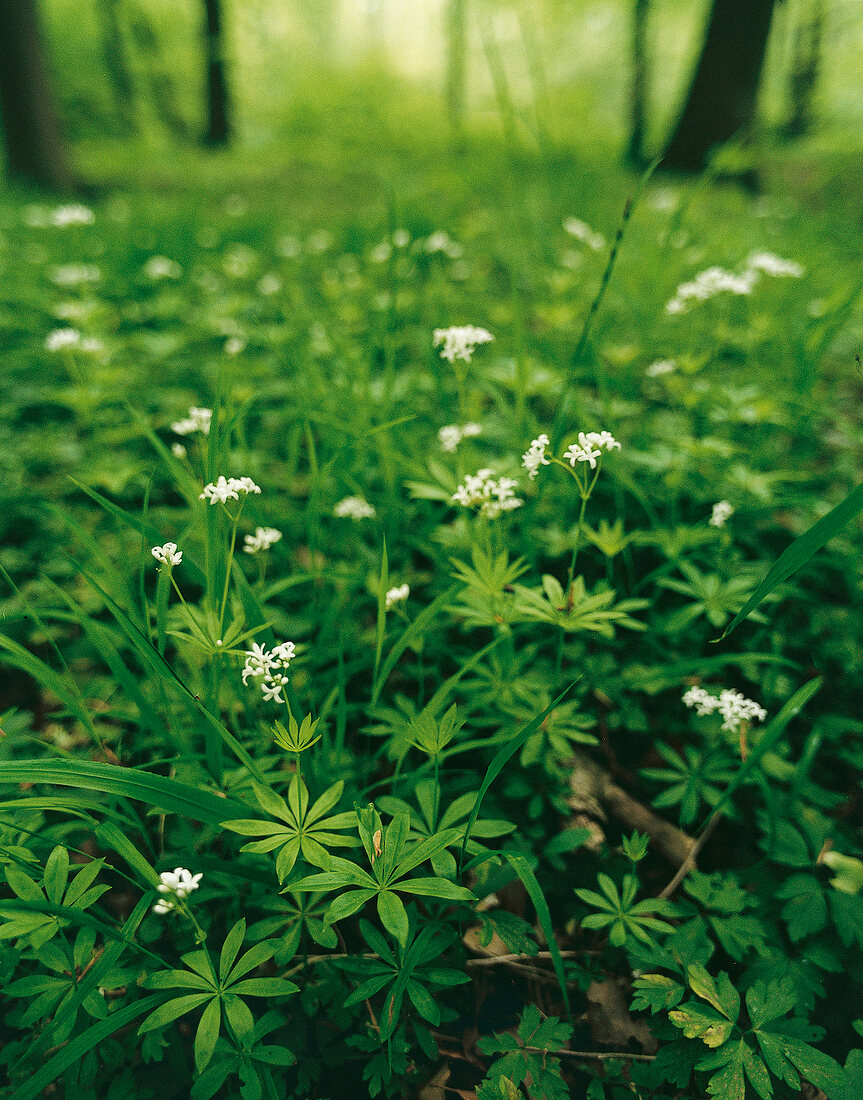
xmin=218 ymin=503 xmax=243 ymax=633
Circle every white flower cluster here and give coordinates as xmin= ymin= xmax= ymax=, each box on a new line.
xmin=50 ymin=263 xmax=100 ymax=287
xmin=153 ymin=867 xmax=202 ymax=915
xmin=522 ymin=434 xmax=551 ymax=479
xmin=452 ymin=468 xmax=523 ymax=518
xmin=385 ymin=583 xmax=410 ymax=610
xmin=433 ymin=325 xmax=493 ymax=364
xmin=171 ymin=406 xmax=212 ymax=436
xmin=199 ymin=475 xmax=261 ymax=504
xmin=646 ymin=359 xmax=677 ymax=377
xmin=242 ymin=640 xmax=296 ymax=704
xmin=563 ymin=217 xmax=605 ymax=251
xmin=425 ymin=231 xmax=463 ymax=259
xmin=333 ymin=496 xmax=376 ymax=520
xmin=682 ymin=686 xmax=767 ymax=733
xmin=151 ymin=542 xmax=182 ymax=567
xmin=746 ymin=251 xmax=805 ymax=278
xmin=709 ymin=501 xmax=734 ymax=528
xmin=438 ymin=422 xmax=482 ymax=452
xmin=667 ymin=251 xmax=804 ymax=314
xmin=45 ymin=328 xmax=104 ymax=354
xmin=563 ymin=430 xmax=621 ymax=471
xmin=50 ymin=204 xmax=95 ymax=228
xmin=143 ymin=255 xmax=182 ymax=280
xmin=243 ymin=526 xmax=282 ymax=554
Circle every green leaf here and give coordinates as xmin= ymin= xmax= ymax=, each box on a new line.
xmin=138 ymin=993 xmax=212 ymax=1032
xmin=195 ymin=997 xmax=222 ymax=1074
xmin=324 ymin=888 xmax=377 ymax=926
xmin=219 ymin=919 xmax=247 ymax=981
xmin=229 ymin=978 xmax=299 ymax=997
xmin=377 ymin=890 xmax=409 ymax=947
xmin=669 ymin=1004 xmax=734 ymax=1047
xmin=719 ymin=481 xmax=863 ymax=638
xmin=43 ymin=847 xmax=70 ymax=905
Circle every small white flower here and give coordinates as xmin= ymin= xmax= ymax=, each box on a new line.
xmin=242 ymin=640 xmax=295 ymax=703
xmin=666 ymin=264 xmax=759 ymax=313
xmin=461 ymin=423 xmax=482 ymax=438
xmin=45 ymin=328 xmax=81 ymax=352
xmin=385 ymin=583 xmax=410 ymax=610
xmin=171 ymin=406 xmax=212 ymax=436
xmin=370 ymin=241 xmax=392 ymax=263
xmin=334 ymin=496 xmax=376 ymax=520
xmin=50 ymin=204 xmax=95 ymax=228
xmin=171 ymin=442 xmax=187 ymax=459
xmin=143 ymin=255 xmax=182 ymax=280
xmin=50 ymin=263 xmax=100 ymax=287
xmin=717 ymin=689 xmax=767 ymax=733
xmin=451 ymin=469 xmax=524 ymax=519
xmin=199 ymin=475 xmax=261 ymax=504
xmin=646 ymin=359 xmax=676 ymax=377
xmin=425 ymin=231 xmax=463 ymax=259
xmin=746 ymin=251 xmax=804 ymax=278
xmin=79 ymin=337 xmax=105 ymax=354
xmin=151 ymin=542 xmax=182 ymax=567
xmin=244 ymin=527 xmax=282 ymax=554
xmin=439 ymin=425 xmax=463 ymax=452
xmin=682 ymin=686 xmax=719 ymax=716
xmin=709 ymin=501 xmax=734 ymax=528
xmin=682 ymin=686 xmax=766 ymax=733
xmin=392 ymin=229 xmax=410 ymax=248
xmin=224 ymin=336 xmax=246 ymax=356
xmin=433 ymin=325 xmax=494 ymax=364
xmin=522 ymin=434 xmax=551 ymax=480
xmin=563 ymin=430 xmax=620 ymax=470
xmin=563 ymin=217 xmax=605 ymax=251
xmin=257 ymin=273 xmax=281 ymax=296
xmin=153 ymin=867 xmax=202 ymax=914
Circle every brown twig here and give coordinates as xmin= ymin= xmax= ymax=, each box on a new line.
xmin=658 ymin=812 xmax=722 ymax=900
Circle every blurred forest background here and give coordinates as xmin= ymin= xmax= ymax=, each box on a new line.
xmin=3 ymin=0 xmax=863 ymax=191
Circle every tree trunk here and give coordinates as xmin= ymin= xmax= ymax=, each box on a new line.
xmin=786 ymin=0 xmax=823 ymax=137
xmin=662 ymin=0 xmax=777 ymax=171
xmin=626 ymin=0 xmax=650 ymax=166
xmin=0 ymin=0 xmax=73 ymax=190
xmin=203 ymin=0 xmax=230 ymax=146
xmin=95 ymin=0 xmax=137 ymax=133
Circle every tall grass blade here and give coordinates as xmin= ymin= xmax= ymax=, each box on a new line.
xmin=0 ymin=760 xmax=248 ymax=823
xmin=504 ymin=852 xmax=570 ymax=1019
xmin=719 ymin=482 xmax=863 ymax=638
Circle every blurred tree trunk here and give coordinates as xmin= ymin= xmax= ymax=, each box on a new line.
xmin=626 ymin=0 xmax=650 ymax=166
xmin=446 ymin=0 xmax=468 ymax=142
xmin=662 ymin=0 xmax=778 ymax=171
xmin=0 ymin=0 xmax=73 ymax=189
xmin=785 ymin=0 xmax=823 ymax=136
xmin=203 ymin=0 xmax=230 ymax=145
xmin=127 ymin=4 xmax=191 ymax=141
xmin=95 ymin=0 xmax=137 ymax=132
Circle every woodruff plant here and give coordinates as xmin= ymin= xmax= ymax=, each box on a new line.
xmin=0 ymin=359 xmax=860 ymax=1100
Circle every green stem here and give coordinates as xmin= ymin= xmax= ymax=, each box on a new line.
xmin=218 ymin=504 xmax=242 ymax=634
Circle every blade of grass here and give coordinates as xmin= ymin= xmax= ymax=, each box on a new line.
xmin=9 ymin=994 xmax=162 ymax=1100
xmin=457 ymin=684 xmax=575 ymax=880
xmin=701 ymin=676 xmax=822 ymax=825
xmin=371 ymin=584 xmax=461 ymax=708
xmin=0 ymin=760 xmax=247 ymax=823
xmin=719 ymin=483 xmax=863 ymax=639
xmin=504 ymin=852 xmax=570 ymax=1020
xmin=373 ymin=538 xmax=388 ymax=691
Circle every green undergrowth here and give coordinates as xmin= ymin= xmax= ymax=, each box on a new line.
xmin=1 ymin=87 xmax=862 ymax=1100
